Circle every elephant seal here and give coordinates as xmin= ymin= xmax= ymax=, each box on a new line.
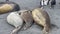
xmin=0 ymin=0 xmax=20 ymax=14
xmin=18 ymin=10 xmax=34 ymax=30
xmin=7 ymin=12 xmax=23 ymax=34
xmin=0 ymin=4 xmax=13 ymax=14
xmin=32 ymin=8 xmax=51 ymax=34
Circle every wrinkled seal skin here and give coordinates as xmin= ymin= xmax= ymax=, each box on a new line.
xmin=7 ymin=12 xmax=23 ymax=34
xmin=32 ymin=8 xmax=51 ymax=34
xmin=19 ymin=10 xmax=34 ymax=30
xmin=0 ymin=0 xmax=20 ymax=14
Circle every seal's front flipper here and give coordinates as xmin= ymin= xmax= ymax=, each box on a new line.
xmin=11 ymin=24 xmax=24 ymax=34
xmin=21 ymin=22 xmax=34 ymax=31
xmin=11 ymin=28 xmax=19 ymax=34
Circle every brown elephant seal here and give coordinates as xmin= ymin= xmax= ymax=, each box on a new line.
xmin=7 ymin=12 xmax=23 ymax=34
xmin=18 ymin=10 xmax=34 ymax=30
xmin=0 ymin=0 xmax=20 ymax=14
xmin=32 ymin=8 xmax=51 ymax=34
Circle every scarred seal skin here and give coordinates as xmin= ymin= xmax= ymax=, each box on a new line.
xmin=32 ymin=8 xmax=51 ymax=34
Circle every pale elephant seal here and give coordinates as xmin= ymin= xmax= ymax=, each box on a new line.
xmin=7 ymin=12 xmax=23 ymax=34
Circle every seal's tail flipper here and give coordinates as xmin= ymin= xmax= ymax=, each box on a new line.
xmin=11 ymin=28 xmax=19 ymax=34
